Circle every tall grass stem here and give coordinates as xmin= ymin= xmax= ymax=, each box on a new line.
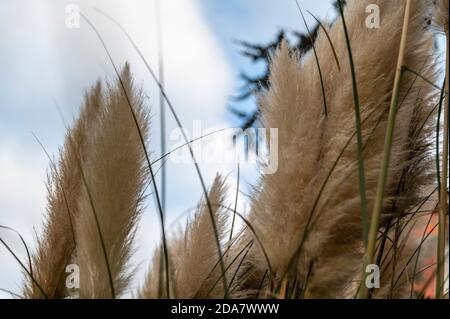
xmin=359 ymin=0 xmax=412 ymax=299
xmin=436 ymin=30 xmax=449 ymax=299
xmin=337 ymin=0 xmax=369 ymax=247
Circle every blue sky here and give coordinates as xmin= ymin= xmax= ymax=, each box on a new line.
xmin=0 ymin=0 xmax=336 ymax=298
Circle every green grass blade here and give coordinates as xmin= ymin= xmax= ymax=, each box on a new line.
xmin=306 ymin=10 xmax=341 ymax=71
xmin=435 ymin=79 xmax=447 ymax=299
xmin=0 ymin=288 xmax=24 ymax=299
xmin=360 ymin=0 xmax=412 ymax=299
xmin=0 ymin=237 xmax=48 ymax=298
xmin=295 ymin=0 xmax=328 ymax=116
xmin=337 ymin=0 xmax=369 ymax=248
xmin=0 ymin=225 xmax=33 ymax=281
xmin=229 ymin=162 xmax=240 ymax=243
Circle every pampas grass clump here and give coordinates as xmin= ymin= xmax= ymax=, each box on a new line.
xmin=2 ymin=0 xmax=448 ymax=299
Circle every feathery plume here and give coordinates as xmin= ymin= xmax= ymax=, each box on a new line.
xmin=235 ymin=0 xmax=437 ymax=298
xmin=137 ymin=246 xmax=163 ymax=299
xmin=139 ymin=175 xmax=228 ymax=298
xmin=173 ymin=175 xmax=228 ymax=298
xmin=75 ymin=64 xmax=149 ymax=298
xmin=23 ymin=82 xmax=103 ymax=298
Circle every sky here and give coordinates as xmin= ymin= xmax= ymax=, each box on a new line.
xmin=0 ymin=0 xmax=342 ymax=298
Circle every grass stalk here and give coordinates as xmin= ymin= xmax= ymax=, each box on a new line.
xmin=254 ymin=270 xmax=268 ymax=299
xmin=295 ymin=0 xmax=328 ymax=116
xmin=436 ymin=30 xmax=449 ymax=299
xmin=229 ymin=162 xmax=240 ymax=243
xmin=306 ymin=10 xmax=341 ymax=71
xmin=224 ymin=241 xmax=254 ymax=298
xmin=411 ymin=210 xmax=435 ymax=297
xmin=155 ymin=0 xmax=167 ymax=214
xmin=155 ymin=0 xmax=168 ymax=296
xmin=0 ymin=226 xmax=33 ymax=280
xmin=220 ymin=206 xmax=274 ymax=276
xmin=0 ymin=288 xmax=23 ymax=299
xmin=359 ymin=0 xmax=412 ymax=298
xmin=337 ymin=0 xmax=369 ymax=247
xmin=204 ymin=241 xmax=252 ymax=298
xmin=0 ymin=238 xmax=48 ymax=298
